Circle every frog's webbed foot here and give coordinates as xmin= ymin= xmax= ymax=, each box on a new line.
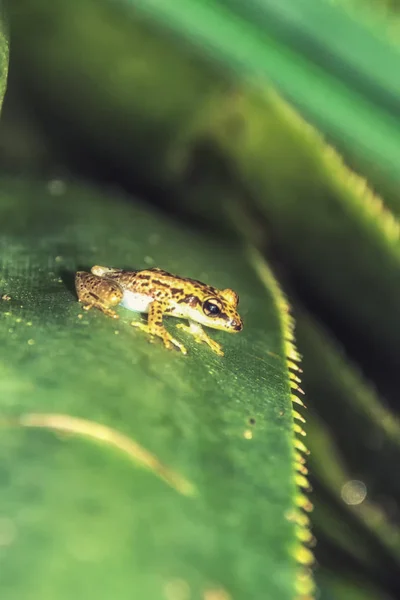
xmin=176 ymin=321 xmax=224 ymax=356
xmin=75 ymin=271 xmax=122 ymax=319
xmin=131 ymin=303 xmax=188 ymax=355
xmin=163 ymin=332 xmax=187 ymax=355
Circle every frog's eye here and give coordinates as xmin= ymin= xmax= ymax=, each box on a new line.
xmin=203 ymin=299 xmax=222 ymax=317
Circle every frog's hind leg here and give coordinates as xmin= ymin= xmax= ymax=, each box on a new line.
xmin=131 ymin=300 xmax=187 ymax=354
xmin=75 ymin=271 xmax=123 ymax=319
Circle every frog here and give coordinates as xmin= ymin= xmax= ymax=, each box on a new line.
xmin=75 ymin=265 xmax=243 ymax=356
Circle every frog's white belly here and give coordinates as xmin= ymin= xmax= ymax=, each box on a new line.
xmin=120 ymin=290 xmax=153 ymax=313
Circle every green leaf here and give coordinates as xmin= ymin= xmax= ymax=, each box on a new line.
xmin=0 ymin=178 xmax=313 ymax=600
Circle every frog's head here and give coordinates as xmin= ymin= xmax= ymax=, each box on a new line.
xmin=185 ymin=287 xmax=243 ymax=332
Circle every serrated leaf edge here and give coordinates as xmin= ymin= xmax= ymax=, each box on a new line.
xmin=269 ymin=88 xmax=400 ymax=251
xmin=247 ymin=246 xmax=315 ymax=600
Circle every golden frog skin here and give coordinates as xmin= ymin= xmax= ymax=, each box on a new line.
xmin=75 ymin=266 xmax=243 ymax=356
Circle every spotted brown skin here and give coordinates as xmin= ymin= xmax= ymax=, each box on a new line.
xmin=75 ymin=271 xmax=123 ymax=319
xmin=75 ymin=266 xmax=243 ymax=355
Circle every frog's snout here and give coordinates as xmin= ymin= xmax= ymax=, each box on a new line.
xmin=231 ymin=318 xmax=243 ymax=332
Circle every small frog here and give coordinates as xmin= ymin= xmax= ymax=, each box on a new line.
xmin=75 ymin=266 xmax=243 ymax=356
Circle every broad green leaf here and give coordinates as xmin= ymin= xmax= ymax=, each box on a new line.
xmin=214 ymin=0 xmax=400 ymax=104
xmin=335 ymin=0 xmax=400 ymax=59
xmin=343 ymin=0 xmax=400 ymax=21
xmin=0 ymin=178 xmax=313 ymax=600
xmin=333 ymin=146 xmax=400 ymax=220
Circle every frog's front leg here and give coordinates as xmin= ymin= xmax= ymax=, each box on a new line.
xmin=75 ymin=271 xmax=123 ymax=319
xmin=176 ymin=321 xmax=224 ymax=356
xmin=131 ymin=301 xmax=187 ymax=355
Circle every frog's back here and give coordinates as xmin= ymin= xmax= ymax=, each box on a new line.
xmin=103 ymin=266 xmax=218 ymax=304
xmin=142 ymin=268 xmax=218 ymax=301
